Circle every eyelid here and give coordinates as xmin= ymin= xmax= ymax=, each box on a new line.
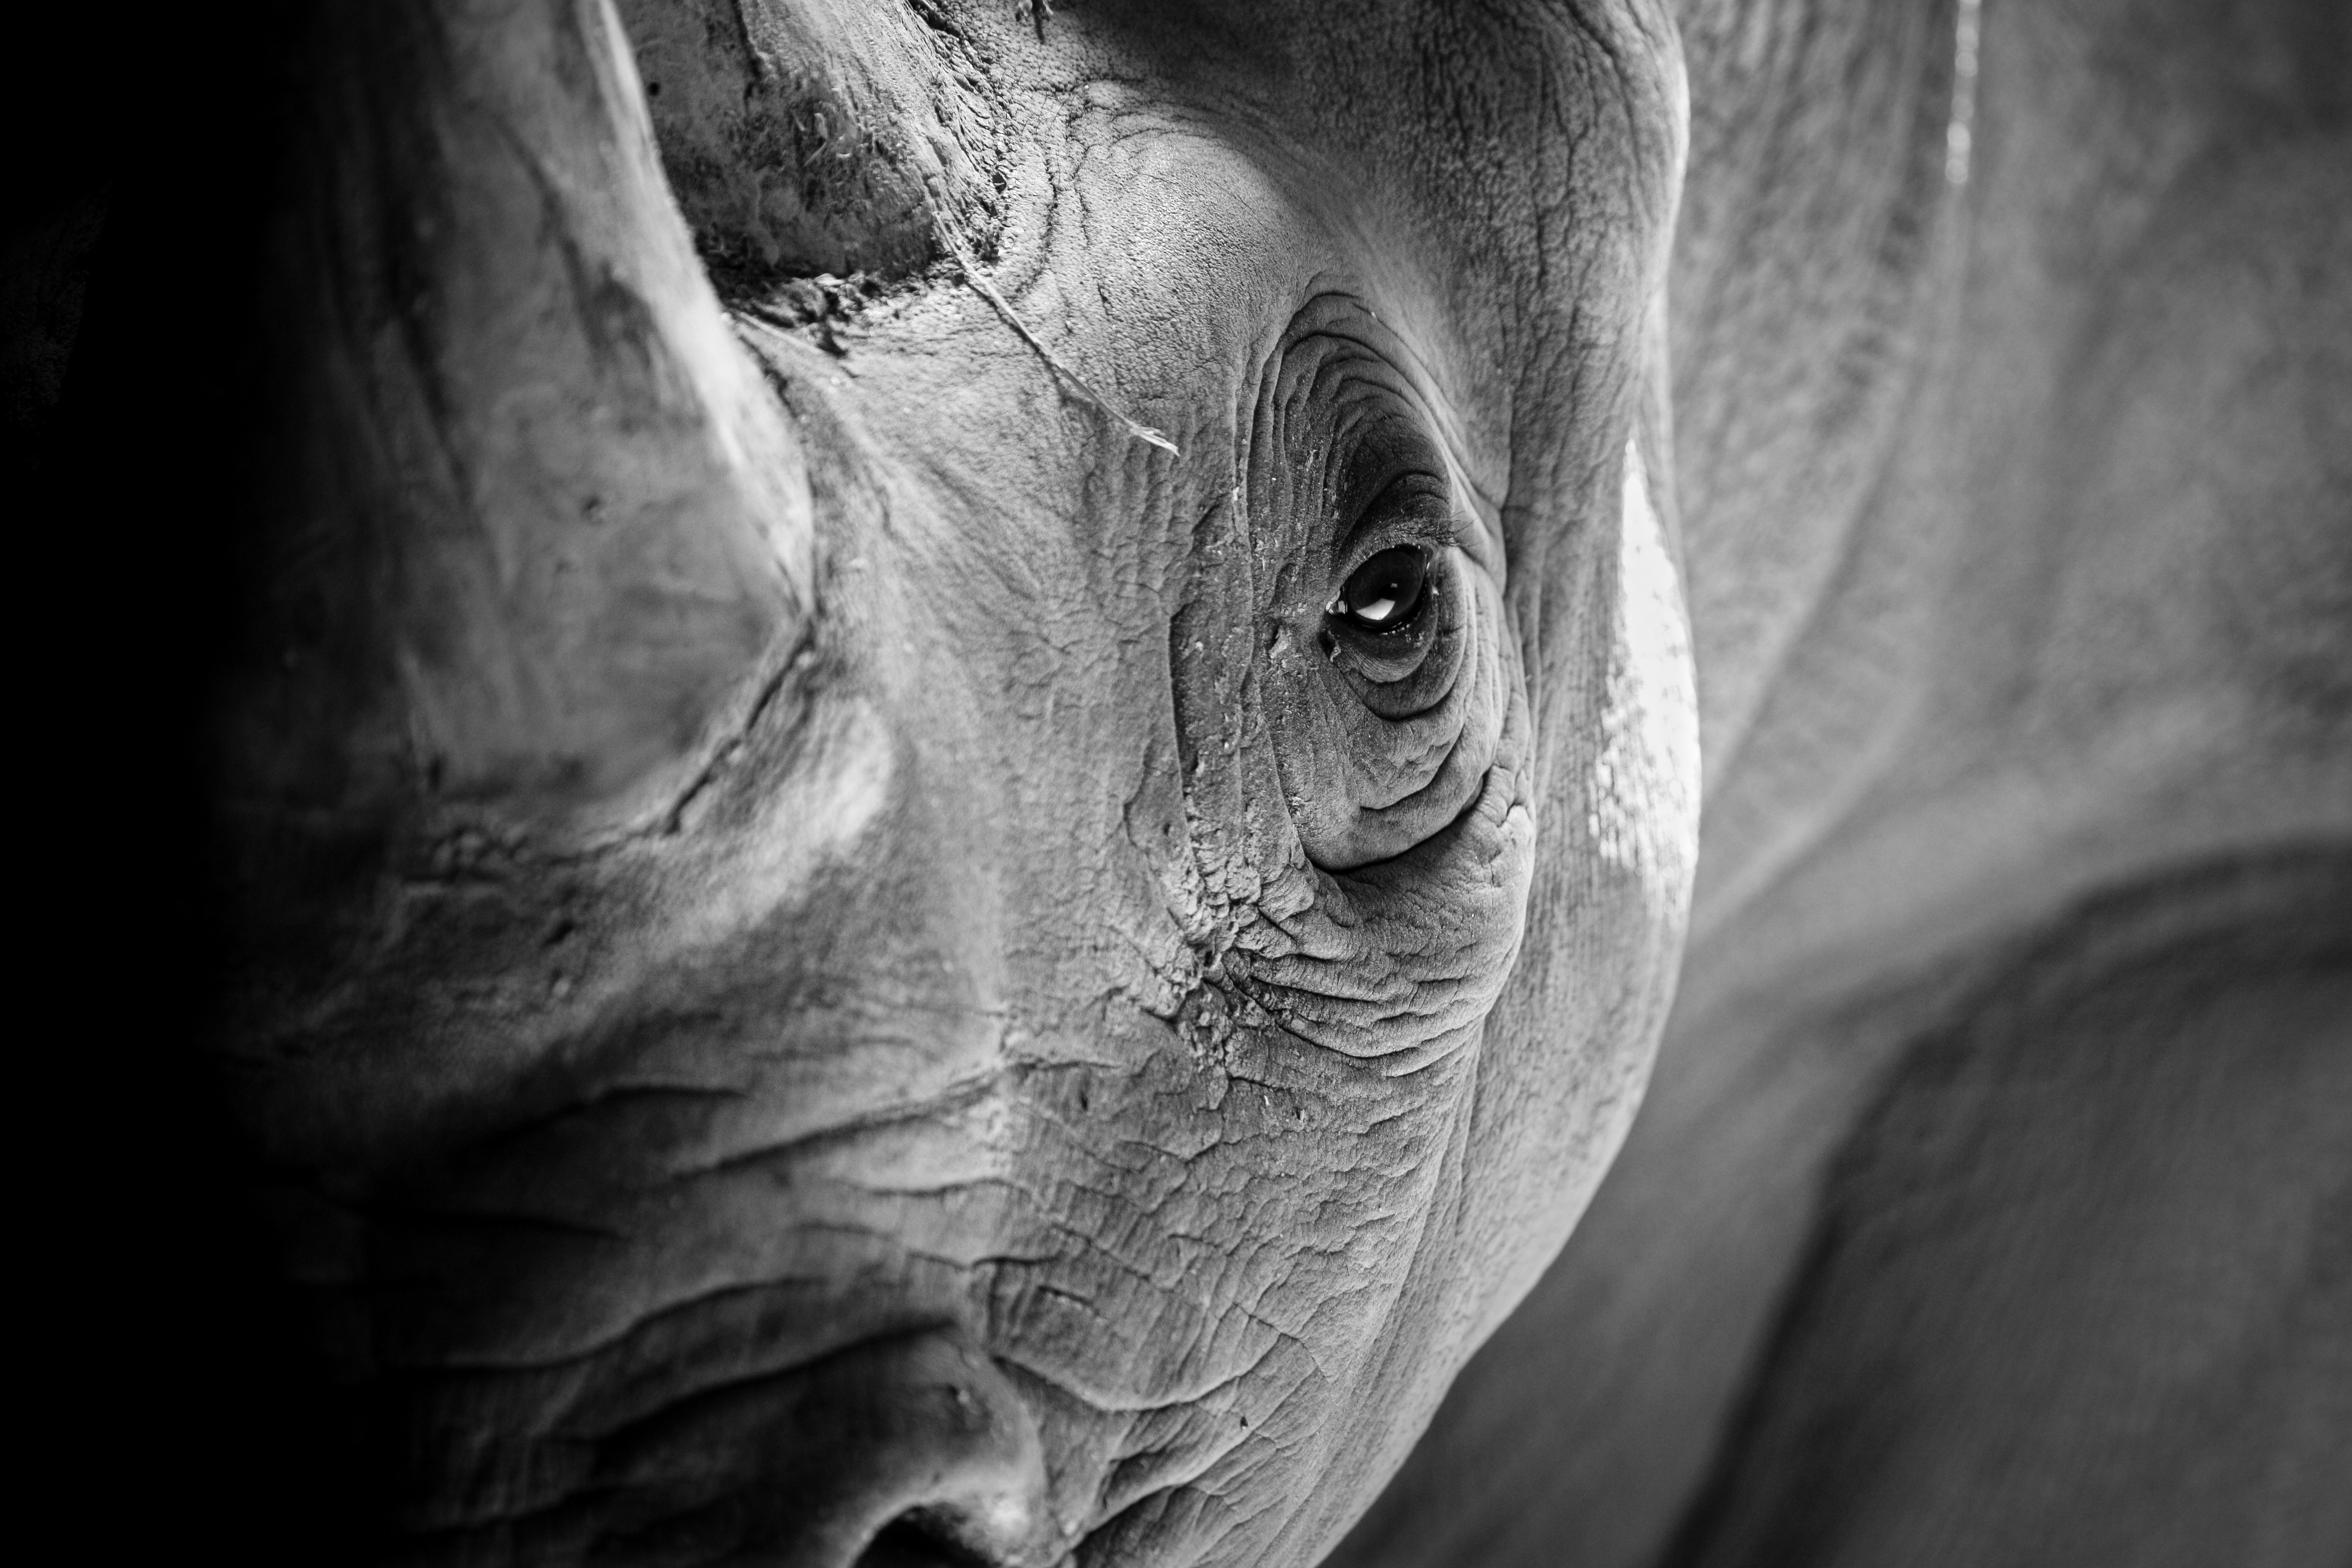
xmin=1335 ymin=477 xmax=1454 ymax=582
xmin=1332 ymin=536 xmax=1421 ymax=586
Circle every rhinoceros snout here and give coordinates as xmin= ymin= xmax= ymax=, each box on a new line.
xmin=586 ymin=1328 xmax=1052 ymax=1568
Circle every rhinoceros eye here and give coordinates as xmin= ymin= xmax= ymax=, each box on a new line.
xmin=1329 ymin=546 xmax=1430 ymax=634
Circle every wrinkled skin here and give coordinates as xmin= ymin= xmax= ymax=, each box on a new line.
xmin=18 ymin=0 xmax=2335 ymax=1564
xmin=1338 ymin=1 xmax=2352 ymax=1566
xmin=181 ymin=2 xmax=1695 ymax=1565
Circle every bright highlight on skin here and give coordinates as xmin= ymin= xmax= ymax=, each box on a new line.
xmin=1946 ymin=0 xmax=1982 ymax=186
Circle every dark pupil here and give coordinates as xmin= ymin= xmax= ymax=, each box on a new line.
xmin=1336 ymin=547 xmax=1429 ymax=631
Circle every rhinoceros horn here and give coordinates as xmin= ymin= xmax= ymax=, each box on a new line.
xmin=236 ymin=0 xmax=812 ymax=834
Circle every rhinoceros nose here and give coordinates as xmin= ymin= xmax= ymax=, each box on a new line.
xmin=744 ymin=1329 xmax=1052 ymax=1568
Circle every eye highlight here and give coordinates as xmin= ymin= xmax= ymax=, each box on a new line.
xmin=1330 ymin=546 xmax=1431 ymax=634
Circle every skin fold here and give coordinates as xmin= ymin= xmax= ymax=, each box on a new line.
xmin=1334 ymin=2 xmax=2352 ymax=1565
xmin=181 ymin=2 xmax=1695 ymax=1565
xmin=15 ymin=0 xmax=2334 ymax=1565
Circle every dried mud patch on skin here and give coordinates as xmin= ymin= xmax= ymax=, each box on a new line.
xmin=1156 ymin=803 xmax=1292 ymax=1075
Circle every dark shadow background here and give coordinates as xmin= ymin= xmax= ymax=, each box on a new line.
xmin=12 ymin=5 xmax=371 ymax=1559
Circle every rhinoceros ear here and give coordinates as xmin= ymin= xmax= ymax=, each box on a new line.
xmin=238 ymin=0 xmax=812 ymax=829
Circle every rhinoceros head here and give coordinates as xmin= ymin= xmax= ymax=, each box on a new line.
xmin=204 ymin=1 xmax=1696 ymax=1563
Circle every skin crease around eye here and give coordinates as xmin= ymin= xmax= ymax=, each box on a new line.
xmin=1284 ymin=535 xmax=1507 ymax=869
xmin=1250 ymin=334 xmax=1513 ymax=872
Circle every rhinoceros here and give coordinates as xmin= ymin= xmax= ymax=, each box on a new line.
xmin=10 ymin=0 xmax=2343 ymax=1565
xmin=1335 ymin=3 xmax=2352 ymax=1567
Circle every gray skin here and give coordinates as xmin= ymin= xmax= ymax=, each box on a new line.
xmin=193 ymin=0 xmax=2352 ymax=1565
xmin=209 ymin=2 xmax=1694 ymax=1566
xmin=1337 ymin=1 xmax=2352 ymax=1566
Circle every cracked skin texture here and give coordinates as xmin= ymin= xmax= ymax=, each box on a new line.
xmin=1334 ymin=3 xmax=2352 ymax=1568
xmin=205 ymin=1 xmax=1696 ymax=1565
